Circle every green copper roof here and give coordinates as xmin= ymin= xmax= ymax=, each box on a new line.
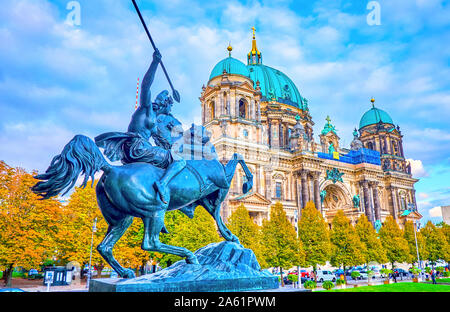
xmin=321 ymin=116 xmax=338 ymax=136
xmin=359 ymin=107 xmax=394 ymax=130
xmin=247 ymin=64 xmax=302 ymax=108
xmin=209 ymin=56 xmax=250 ymax=81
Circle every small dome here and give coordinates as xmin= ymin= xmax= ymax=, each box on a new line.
xmin=359 ymin=107 xmax=394 ymax=130
xmin=209 ymin=57 xmax=250 ymax=81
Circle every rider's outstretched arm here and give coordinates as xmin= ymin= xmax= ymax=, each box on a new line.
xmin=140 ymin=49 xmax=162 ymax=109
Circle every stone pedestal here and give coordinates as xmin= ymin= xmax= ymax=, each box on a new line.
xmin=90 ymin=241 xmax=278 ymax=292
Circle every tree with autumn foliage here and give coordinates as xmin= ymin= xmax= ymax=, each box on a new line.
xmin=261 ymin=202 xmax=305 ymax=286
xmin=226 ymin=204 xmax=267 ymax=268
xmin=378 ymin=216 xmax=409 ymax=269
xmin=0 ymin=161 xmax=65 ymax=286
xmin=57 ymin=183 xmax=149 ymax=277
xmin=355 ymin=214 xmax=387 ymax=265
xmin=421 ymin=221 xmax=449 ymax=266
xmin=297 ymin=201 xmax=331 ymax=272
xmin=329 ymin=210 xmax=366 ymax=271
xmin=403 ymin=220 xmax=427 ymax=266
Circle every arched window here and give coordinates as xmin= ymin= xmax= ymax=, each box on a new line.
xmin=209 ymin=101 xmax=215 ymax=120
xmin=367 ymin=142 xmax=374 ymax=150
xmin=392 ymin=141 xmax=398 ymax=156
xmin=239 ymin=99 xmax=247 ymax=119
xmin=275 ymin=182 xmax=282 ymax=199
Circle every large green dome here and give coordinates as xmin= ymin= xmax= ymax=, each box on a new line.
xmin=209 ymin=56 xmax=250 ymax=81
xmin=208 ymin=59 xmax=303 ymax=108
xmin=247 ymin=64 xmax=302 ymax=107
xmin=359 ymin=107 xmax=394 ymax=129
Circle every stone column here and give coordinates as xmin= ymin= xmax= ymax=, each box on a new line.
xmin=257 ymin=100 xmax=261 ymax=122
xmin=411 ymin=189 xmax=417 ymax=211
xmin=296 ymin=174 xmax=303 ymax=215
xmin=265 ymin=167 xmax=273 ymax=201
xmin=220 ymin=92 xmax=224 ymax=116
xmin=255 ymin=165 xmax=260 ymax=195
xmin=312 ymin=172 xmax=321 ymax=212
xmin=399 ymin=140 xmax=404 ymax=158
xmin=300 ymin=170 xmax=309 ymax=208
xmin=389 ymin=186 xmax=399 ymax=220
xmin=360 ymin=180 xmax=374 ymax=225
xmin=235 ymin=95 xmax=239 ymax=118
xmin=251 ymin=99 xmax=255 ymax=120
xmin=370 ymin=181 xmax=381 ymax=221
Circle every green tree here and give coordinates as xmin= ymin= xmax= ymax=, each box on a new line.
xmin=378 ymin=216 xmax=409 ymax=269
xmin=226 ymin=204 xmax=266 ymax=268
xmin=355 ymin=214 xmax=387 ymax=265
xmin=421 ymin=221 xmax=448 ymax=266
xmin=403 ymin=221 xmax=427 ymax=266
xmin=158 ymin=206 xmax=222 ymax=267
xmin=262 ymin=202 xmax=304 ymax=286
xmin=298 ymin=201 xmax=331 ymax=272
xmin=329 ymin=210 xmax=366 ymax=272
xmin=436 ymin=222 xmax=450 ymax=263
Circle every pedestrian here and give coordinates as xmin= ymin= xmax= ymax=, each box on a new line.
xmin=393 ymin=271 xmax=397 ymax=283
xmin=431 ymin=270 xmax=437 ymax=284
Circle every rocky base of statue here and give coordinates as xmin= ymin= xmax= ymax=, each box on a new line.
xmin=89 ymin=241 xmax=279 ymax=292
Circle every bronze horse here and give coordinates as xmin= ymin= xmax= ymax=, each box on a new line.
xmin=32 ymin=135 xmax=252 ymax=278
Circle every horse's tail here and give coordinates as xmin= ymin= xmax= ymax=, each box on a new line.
xmin=31 ymin=135 xmax=111 ymax=200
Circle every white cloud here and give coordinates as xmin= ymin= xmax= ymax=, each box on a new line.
xmin=407 ymin=159 xmax=428 ymax=178
xmin=429 ymin=206 xmax=442 ymax=218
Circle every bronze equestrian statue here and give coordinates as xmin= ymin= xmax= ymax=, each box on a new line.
xmin=31 ymin=49 xmax=253 ymax=279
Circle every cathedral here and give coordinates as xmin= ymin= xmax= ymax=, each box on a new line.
xmin=200 ymin=29 xmax=421 ymax=229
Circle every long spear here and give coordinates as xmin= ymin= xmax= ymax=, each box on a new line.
xmin=131 ymin=0 xmax=181 ymax=103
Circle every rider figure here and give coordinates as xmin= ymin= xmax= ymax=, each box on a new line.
xmin=151 ymin=91 xmax=187 ymax=204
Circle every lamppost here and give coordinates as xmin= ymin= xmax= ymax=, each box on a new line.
xmin=86 ymin=217 xmax=97 ymax=289
xmin=294 ymin=209 xmax=302 ymax=289
xmin=413 ymin=220 xmax=422 ymax=280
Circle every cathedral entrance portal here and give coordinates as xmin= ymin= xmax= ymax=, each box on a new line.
xmin=321 ymin=183 xmax=353 ymax=224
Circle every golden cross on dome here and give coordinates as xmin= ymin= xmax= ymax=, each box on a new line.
xmin=326 ymin=115 xmax=331 ymax=124
xmin=251 ymin=26 xmax=256 ymax=38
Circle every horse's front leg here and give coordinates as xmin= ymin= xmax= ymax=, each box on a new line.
xmin=141 ymin=210 xmax=199 ymax=265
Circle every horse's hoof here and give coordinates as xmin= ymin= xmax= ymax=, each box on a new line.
xmin=186 ymin=255 xmax=199 ymax=265
xmin=122 ymin=269 xmax=136 ymax=279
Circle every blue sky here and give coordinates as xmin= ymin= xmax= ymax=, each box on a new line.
xmin=0 ymin=0 xmax=449 ymax=224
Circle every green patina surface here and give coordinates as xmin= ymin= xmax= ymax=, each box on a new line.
xmin=209 ymin=56 xmax=304 ymax=109
xmin=359 ymin=107 xmax=394 ymax=129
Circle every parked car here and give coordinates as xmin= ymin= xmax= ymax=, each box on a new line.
xmin=316 ymin=270 xmax=336 ymax=283
xmin=333 ymin=269 xmax=345 ymax=277
xmin=28 ymin=269 xmax=39 ymax=276
xmin=299 ymin=270 xmax=310 ymax=278
xmin=358 ymin=270 xmax=369 ymax=280
xmin=371 ymin=269 xmax=381 ymax=279
xmin=394 ymin=268 xmax=409 ymax=277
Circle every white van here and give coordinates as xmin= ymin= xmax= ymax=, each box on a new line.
xmin=316 ymin=270 xmax=336 ymax=283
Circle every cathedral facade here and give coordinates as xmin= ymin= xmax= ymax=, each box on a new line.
xmin=200 ymin=30 xmax=421 ymax=228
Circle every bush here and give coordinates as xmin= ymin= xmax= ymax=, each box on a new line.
xmin=322 ymin=281 xmax=335 ymax=290
xmin=443 ymin=271 xmax=450 ymax=277
xmin=287 ymin=274 xmax=298 ymax=283
xmin=425 ymin=267 xmax=432 ymax=274
xmin=336 ymin=278 xmax=346 ymax=286
xmin=410 ymin=267 xmax=421 ymax=276
xmin=351 ymin=271 xmax=361 ymax=280
xmin=303 ymin=280 xmax=317 ymax=290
